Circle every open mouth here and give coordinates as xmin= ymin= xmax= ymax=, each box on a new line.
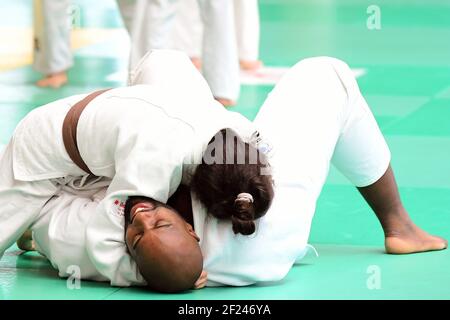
xmin=131 ymin=203 xmax=156 ymax=216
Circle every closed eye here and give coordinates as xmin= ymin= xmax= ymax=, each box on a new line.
xmin=155 ymin=222 xmax=172 ymax=229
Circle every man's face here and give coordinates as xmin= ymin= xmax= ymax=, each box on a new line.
xmin=125 ymin=201 xmax=200 ymax=258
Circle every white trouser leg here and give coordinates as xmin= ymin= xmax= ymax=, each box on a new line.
xmin=115 ymin=0 xmax=138 ymax=72
xmin=117 ymin=0 xmax=177 ymax=71
xmin=0 ymin=142 xmax=58 ymax=258
xmin=168 ymin=0 xmax=203 ymax=58
xmin=198 ymin=0 xmax=240 ymax=101
xmin=329 ymin=61 xmax=391 ymax=187
xmin=254 ymin=57 xmax=390 ymax=246
xmin=33 ymin=0 xmax=73 ymax=75
xmin=234 ymin=0 xmax=260 ymax=62
xmin=116 ymin=0 xmax=136 ymax=33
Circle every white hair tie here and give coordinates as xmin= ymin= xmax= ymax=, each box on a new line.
xmin=235 ymin=193 xmax=254 ymax=203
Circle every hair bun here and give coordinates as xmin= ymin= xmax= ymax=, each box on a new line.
xmin=232 ymin=197 xmax=256 ymax=235
xmin=231 ymin=218 xmax=255 ymax=235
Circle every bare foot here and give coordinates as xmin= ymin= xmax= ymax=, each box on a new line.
xmin=240 ymin=60 xmax=262 ymax=71
xmin=17 ymin=229 xmax=36 ymax=252
xmin=215 ymin=97 xmax=236 ymax=107
xmin=385 ymin=223 xmax=447 ymax=254
xmin=36 ymin=71 xmax=68 ymax=88
xmin=190 ymin=57 xmax=202 ymax=70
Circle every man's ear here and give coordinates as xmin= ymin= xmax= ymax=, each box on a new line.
xmin=187 ymin=224 xmax=200 ymax=242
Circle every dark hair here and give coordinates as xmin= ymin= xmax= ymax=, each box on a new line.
xmin=191 ymin=128 xmax=274 ymax=235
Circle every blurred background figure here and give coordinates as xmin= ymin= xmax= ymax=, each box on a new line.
xmin=33 ymin=0 xmax=72 ymax=88
xmin=168 ymin=0 xmax=203 ymax=70
xmin=31 ymin=0 xmax=263 ymax=105
xmin=116 ymin=0 xmax=172 ymax=73
xmin=195 ymin=0 xmax=240 ymax=106
xmin=117 ymin=0 xmax=241 ymax=106
xmin=169 ymin=0 xmax=262 ymax=104
xmin=234 ymin=0 xmax=262 ymax=71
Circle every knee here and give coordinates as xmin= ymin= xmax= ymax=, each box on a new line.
xmin=291 ymin=56 xmax=356 ymax=96
xmin=292 ymin=56 xmax=351 ymax=75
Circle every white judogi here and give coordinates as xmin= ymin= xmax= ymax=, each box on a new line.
xmin=234 ymin=0 xmax=260 ymax=62
xmin=169 ymin=0 xmax=260 ymax=63
xmin=117 ymin=0 xmax=240 ymax=101
xmin=116 ymin=0 xmax=177 ymax=71
xmin=30 ymin=56 xmax=390 ymax=287
xmin=33 ymin=0 xmax=73 ymax=75
xmin=197 ymin=57 xmax=391 ymax=285
xmin=0 ymin=50 xmax=255 ymax=285
xmin=32 ymin=178 xmax=111 ymax=282
xmin=168 ymin=0 xmax=203 ymax=59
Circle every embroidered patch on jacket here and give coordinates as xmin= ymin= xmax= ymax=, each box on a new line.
xmin=111 ymin=198 xmax=126 ymax=217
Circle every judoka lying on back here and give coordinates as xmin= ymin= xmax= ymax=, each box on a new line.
xmin=14 ymin=53 xmax=448 ymax=293
xmin=26 ymin=184 xmax=208 ymax=292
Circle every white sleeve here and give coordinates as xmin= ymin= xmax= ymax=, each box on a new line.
xmin=85 ymin=113 xmax=195 ymax=287
xmin=32 ymin=188 xmax=111 ymax=283
xmin=85 ymin=195 xmax=146 ymax=287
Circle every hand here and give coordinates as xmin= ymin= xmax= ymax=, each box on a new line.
xmin=193 ymin=270 xmax=208 ymax=289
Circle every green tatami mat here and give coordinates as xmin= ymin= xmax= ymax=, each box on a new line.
xmin=2 ymin=244 xmax=448 ymax=300
xmin=1 ymin=0 xmax=449 ymax=299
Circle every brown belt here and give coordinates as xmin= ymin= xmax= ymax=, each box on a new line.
xmin=62 ymin=89 xmax=111 ymax=176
